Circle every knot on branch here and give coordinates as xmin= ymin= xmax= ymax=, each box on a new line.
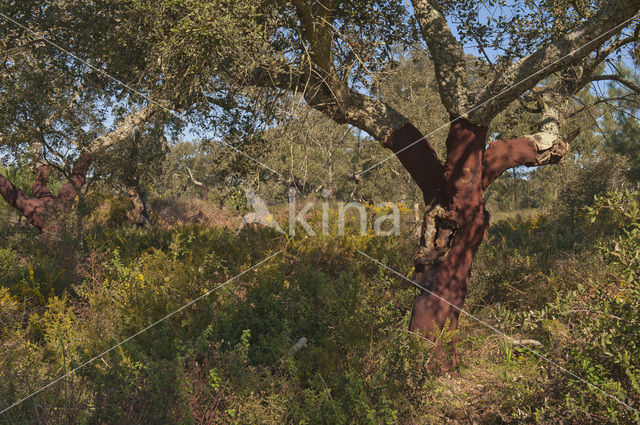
xmin=32 ymin=164 xmax=55 ymax=200
xmin=532 ymin=128 xmax=579 ymax=165
xmin=536 ymin=139 xmax=570 ymax=164
xmin=34 ymin=164 xmax=52 ymax=184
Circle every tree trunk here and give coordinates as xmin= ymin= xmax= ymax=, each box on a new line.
xmin=0 ymin=174 xmax=51 ymax=229
xmin=0 ymin=152 xmax=92 ymax=230
xmin=374 ymin=112 xmax=577 ymax=369
xmin=386 ymin=118 xmax=490 ymax=369
xmin=187 ymin=166 xmax=209 ymax=201
xmin=127 ymin=185 xmax=150 ymax=226
xmin=327 ymin=148 xmax=334 ymax=198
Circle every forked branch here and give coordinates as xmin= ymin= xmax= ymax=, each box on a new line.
xmin=482 ymin=128 xmax=579 ymax=189
xmin=187 ymin=166 xmax=209 ymax=201
xmin=469 ymin=0 xmax=640 ymax=124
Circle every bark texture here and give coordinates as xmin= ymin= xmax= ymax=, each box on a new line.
xmin=127 ymin=185 xmax=150 ymax=226
xmin=0 ymin=152 xmax=92 ymax=230
xmin=382 ymin=123 xmax=445 ymax=205
xmin=411 ymin=0 xmax=470 ymax=116
xmin=381 ymin=116 xmax=577 ymax=369
xmin=406 ymin=118 xmax=490 ymax=367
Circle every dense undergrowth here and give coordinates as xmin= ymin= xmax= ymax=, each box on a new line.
xmin=1 ymin=191 xmax=639 ymax=424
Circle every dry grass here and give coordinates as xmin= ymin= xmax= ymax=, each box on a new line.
xmin=487 ymin=207 xmax=541 ymax=223
xmin=152 ymin=198 xmax=242 ymax=228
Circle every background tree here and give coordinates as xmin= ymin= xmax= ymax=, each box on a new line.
xmin=0 ymin=1 xmax=167 ymax=230
xmin=91 ymin=116 xmax=170 ymax=226
xmin=598 ymin=65 xmax=640 ymax=181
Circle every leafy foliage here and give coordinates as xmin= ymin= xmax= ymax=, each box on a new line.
xmin=0 ymin=185 xmax=639 ymax=423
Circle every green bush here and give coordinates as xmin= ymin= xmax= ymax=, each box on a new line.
xmin=2 ymin=189 xmax=640 ymax=424
xmin=496 ymin=189 xmax=640 ymax=424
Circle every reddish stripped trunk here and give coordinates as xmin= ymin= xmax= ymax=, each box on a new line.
xmin=199 ymin=184 xmax=209 ymax=201
xmin=0 ymin=174 xmax=52 ymax=229
xmin=385 ymin=116 xmax=572 ymax=368
xmin=386 ymin=118 xmax=491 ymax=369
xmin=0 ymin=152 xmax=92 ymax=230
xmin=410 ymin=119 xmax=489 ymax=368
xmin=383 ymin=123 xmax=446 ymax=205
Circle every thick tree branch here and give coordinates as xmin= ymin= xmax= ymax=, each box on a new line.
xmin=0 ymin=173 xmax=49 ymax=228
xmin=384 ymin=123 xmax=446 ymax=205
xmin=186 ymin=166 xmax=209 ymax=201
xmin=244 ymin=62 xmax=409 ymax=140
xmin=290 ymin=0 xmax=334 ymax=73
xmin=411 ymin=0 xmax=470 ymax=116
xmin=31 ymin=164 xmax=55 ymax=199
xmin=482 ymin=77 xmax=585 ymax=189
xmin=469 ymin=0 xmax=640 ymax=124
xmin=302 ymin=76 xmax=409 ymax=139
xmin=90 ymin=105 xmax=159 ymax=151
xmin=56 ymin=151 xmax=92 ymax=206
xmin=247 ymin=65 xmax=448 ymax=201
xmin=127 ymin=184 xmax=150 ymax=226
xmin=482 ymin=129 xmax=578 ymax=189
xmin=281 ymin=3 xmax=410 ymax=140
xmin=0 ymin=174 xmax=33 ymax=214
xmin=590 ymin=74 xmax=640 ymax=93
